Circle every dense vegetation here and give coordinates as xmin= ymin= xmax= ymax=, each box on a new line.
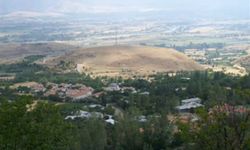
xmin=0 ymin=95 xmax=249 ymax=150
xmin=1 ymin=60 xmax=250 ymax=150
xmin=0 ymin=57 xmax=103 ymax=90
xmin=153 ymin=42 xmax=225 ymax=52
xmin=172 ymin=42 xmax=225 ymax=52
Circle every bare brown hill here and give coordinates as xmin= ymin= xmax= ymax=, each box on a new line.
xmin=50 ymin=45 xmax=203 ymax=77
xmin=0 ymin=43 xmax=76 ymax=64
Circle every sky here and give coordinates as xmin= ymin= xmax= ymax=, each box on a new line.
xmin=0 ymin=0 xmax=249 ymax=19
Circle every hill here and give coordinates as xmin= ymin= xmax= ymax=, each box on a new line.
xmin=0 ymin=43 xmax=76 ymax=64
xmin=234 ymin=56 xmax=250 ymax=71
xmin=49 ymin=45 xmax=203 ymax=77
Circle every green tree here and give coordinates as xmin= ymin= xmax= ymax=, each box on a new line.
xmin=143 ymin=116 xmax=173 ymax=150
xmin=193 ymin=107 xmax=250 ymax=150
xmin=0 ymin=96 xmax=76 ymax=150
xmin=75 ymin=119 xmax=107 ymax=150
xmin=111 ymin=117 xmax=143 ymax=150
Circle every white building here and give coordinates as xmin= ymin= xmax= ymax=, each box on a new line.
xmin=104 ymin=83 xmax=120 ymax=92
xmin=65 ymin=110 xmax=103 ymax=120
xmin=176 ymin=98 xmax=203 ymax=113
xmin=65 ymin=110 xmax=92 ymax=120
xmin=104 ymin=115 xmax=116 ymax=125
xmin=181 ymin=98 xmax=201 ymax=105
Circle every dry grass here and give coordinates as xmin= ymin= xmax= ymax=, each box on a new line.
xmin=50 ymin=45 xmax=203 ymax=77
xmin=10 ymin=82 xmax=40 ymax=89
xmin=0 ymin=43 xmax=76 ymax=64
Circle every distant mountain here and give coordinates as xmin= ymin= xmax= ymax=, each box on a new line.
xmin=0 ymin=0 xmax=249 ymax=20
xmin=1 ymin=11 xmax=64 ymax=19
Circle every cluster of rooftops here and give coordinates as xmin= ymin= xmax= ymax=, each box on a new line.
xmin=176 ymin=98 xmax=204 ymax=112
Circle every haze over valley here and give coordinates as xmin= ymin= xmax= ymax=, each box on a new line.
xmin=1 ymin=9 xmax=250 ymax=76
xmin=1 ymin=1 xmax=250 ymax=150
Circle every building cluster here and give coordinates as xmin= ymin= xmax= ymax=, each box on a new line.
xmin=0 ymin=76 xmax=15 ymax=81
xmin=104 ymin=83 xmax=137 ymax=93
xmin=11 ymin=81 xmax=143 ymax=102
xmin=209 ymin=103 xmax=250 ymax=114
xmin=168 ymin=98 xmax=204 ymax=125
xmin=184 ymin=49 xmax=206 ymax=63
xmin=44 ymin=83 xmax=94 ymax=101
xmin=11 ymin=82 xmax=94 ymax=101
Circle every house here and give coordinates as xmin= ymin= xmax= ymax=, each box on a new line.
xmin=65 ymin=110 xmax=103 ymax=120
xmin=121 ymin=87 xmax=137 ymax=93
xmin=181 ymin=77 xmax=191 ymax=81
xmin=44 ymin=88 xmax=57 ymax=97
xmin=181 ymin=98 xmax=201 ymax=105
xmin=104 ymin=115 xmax=115 ymax=125
xmin=104 ymin=83 xmax=120 ymax=92
xmin=168 ymin=113 xmax=200 ymax=124
xmin=88 ymin=104 xmax=104 ymax=109
xmin=105 ymin=118 xmax=115 ymax=125
xmin=93 ymin=92 xmax=105 ymax=98
xmin=175 ymin=87 xmax=187 ymax=92
xmin=44 ymin=83 xmax=94 ymax=101
xmin=32 ymin=84 xmax=46 ymax=93
xmin=0 ymin=76 xmax=15 ymax=81
xmin=176 ymin=98 xmax=203 ymax=113
xmin=209 ymin=104 xmax=250 ymax=114
xmin=66 ymin=86 xmax=94 ymax=101
xmin=65 ymin=110 xmax=92 ymax=120
xmin=137 ymin=115 xmax=147 ymax=123
xmin=140 ymin=91 xmax=150 ymax=95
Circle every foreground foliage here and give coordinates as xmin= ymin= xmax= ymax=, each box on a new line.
xmin=0 ymin=96 xmax=76 ymax=150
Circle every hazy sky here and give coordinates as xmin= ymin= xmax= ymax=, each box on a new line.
xmin=0 ymin=0 xmax=249 ymax=19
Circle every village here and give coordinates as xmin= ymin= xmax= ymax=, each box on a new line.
xmin=183 ymin=45 xmax=249 ymax=76
xmin=1 ymin=62 xmax=250 ymax=149
xmin=8 ymin=80 xmax=214 ymax=125
xmin=6 ymin=80 xmax=198 ymax=124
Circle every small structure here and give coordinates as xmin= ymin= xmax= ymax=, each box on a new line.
xmin=105 ymin=118 xmax=115 ymax=125
xmin=181 ymin=77 xmax=191 ymax=81
xmin=65 ymin=110 xmax=91 ymax=120
xmin=121 ymin=87 xmax=137 ymax=93
xmin=209 ymin=104 xmax=250 ymax=114
xmin=137 ymin=115 xmax=147 ymax=123
xmin=104 ymin=83 xmax=120 ymax=92
xmin=140 ymin=91 xmax=150 ymax=95
xmin=88 ymin=104 xmax=104 ymax=109
xmin=175 ymin=87 xmax=187 ymax=92
xmin=0 ymin=76 xmax=15 ymax=81
xmin=66 ymin=86 xmax=94 ymax=101
xmin=44 ymin=83 xmax=94 ymax=101
xmin=93 ymin=92 xmax=104 ymax=98
xmin=104 ymin=115 xmax=115 ymax=125
xmin=65 ymin=110 xmax=103 ymax=120
xmin=32 ymin=84 xmax=46 ymax=93
xmin=176 ymin=98 xmax=203 ymax=113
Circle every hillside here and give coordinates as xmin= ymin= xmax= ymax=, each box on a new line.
xmin=0 ymin=43 xmax=76 ymax=64
xmin=49 ymin=45 xmax=203 ymax=77
xmin=234 ymin=56 xmax=250 ymax=71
